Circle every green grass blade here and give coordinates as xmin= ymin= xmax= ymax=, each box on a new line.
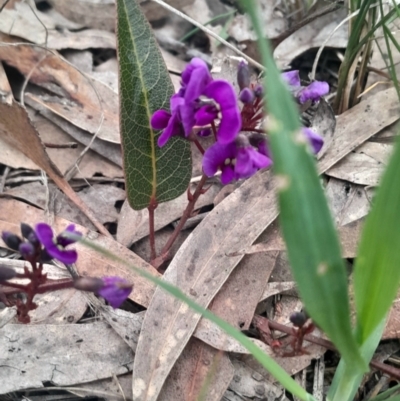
xmin=368 ymin=383 xmax=400 ymax=401
xmin=75 ymin=237 xmax=315 ymax=401
xmin=354 ymin=133 xmax=400 ymax=343
xmin=117 ymin=0 xmax=191 ymax=210
xmin=327 ymin=319 xmax=385 ymax=401
xmin=238 ymin=0 xmax=366 ymax=372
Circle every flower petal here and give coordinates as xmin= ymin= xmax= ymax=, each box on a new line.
xmin=151 ymin=110 xmax=171 ymax=130
xmin=298 ymin=81 xmax=329 ymax=103
xmin=97 ymin=276 xmax=133 ymax=308
xmin=182 ymin=58 xmax=211 ymax=87
xmin=35 ymin=223 xmax=54 ymax=247
xmin=202 ymin=142 xmax=236 ymax=177
xmin=282 ymin=70 xmax=300 ymax=87
xmin=203 ymin=80 xmax=242 ymax=144
xmin=195 ymin=105 xmax=218 ymax=126
xmin=157 ymin=111 xmax=182 ymax=147
xmin=184 ymin=61 xmax=212 ymax=104
xmin=221 ymin=165 xmax=235 ymax=184
xmin=303 ymin=127 xmax=324 ymax=153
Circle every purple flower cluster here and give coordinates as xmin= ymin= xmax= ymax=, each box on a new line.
xmin=151 ymin=58 xmax=329 ymax=184
xmin=1 ymin=223 xmax=132 ymax=310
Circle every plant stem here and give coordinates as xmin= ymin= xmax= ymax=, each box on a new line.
xmin=148 ymin=199 xmax=158 ymax=261
xmin=152 ymin=174 xmax=208 ymax=269
xmin=258 ymin=316 xmax=400 ymax=380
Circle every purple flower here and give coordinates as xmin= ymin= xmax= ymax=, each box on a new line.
xmin=282 ymin=70 xmax=329 ymax=104
xmin=35 ymin=223 xmax=82 ymax=264
xmin=237 ymin=60 xmax=251 ymax=90
xmin=282 ymin=70 xmax=301 ymax=87
xmin=203 ymin=136 xmax=272 ymax=184
xmin=97 ymin=276 xmax=133 ymax=308
xmin=151 ymin=58 xmax=242 ymax=146
xmin=203 ymin=80 xmax=242 ymax=144
xmin=239 ymin=88 xmax=255 ymax=104
xmin=152 ymin=94 xmax=185 ymax=147
xmin=303 ymin=127 xmax=324 ymax=153
xmin=298 ymin=81 xmax=329 ymax=104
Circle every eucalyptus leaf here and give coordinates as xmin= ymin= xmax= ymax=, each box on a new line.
xmin=239 ymin=0 xmax=366 ymax=372
xmin=117 ymin=0 xmax=191 ymax=210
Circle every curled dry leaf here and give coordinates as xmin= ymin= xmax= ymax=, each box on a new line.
xmin=160 ymin=251 xmax=278 ymax=401
xmin=0 ymin=33 xmax=120 ymax=144
xmin=0 ymin=109 xmax=122 ymax=176
xmin=0 ymin=98 xmax=110 ymax=236
xmin=326 ymin=141 xmax=393 ymax=186
xmin=5 ymin=182 xmax=126 ymax=230
xmin=0 ymin=2 xmax=116 ymax=50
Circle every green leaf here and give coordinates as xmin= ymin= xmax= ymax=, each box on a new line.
xmin=354 ymin=133 xmax=400 ymax=343
xmin=367 ymin=383 xmax=400 ymax=401
xmin=327 ymin=319 xmax=385 ymax=401
xmin=117 ymin=0 xmax=191 ymax=210
xmin=238 ymin=0 xmax=366 ymax=372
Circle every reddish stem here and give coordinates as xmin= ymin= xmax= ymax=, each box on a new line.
xmin=152 ymin=174 xmax=208 ymax=269
xmin=254 ymin=315 xmax=400 ymax=380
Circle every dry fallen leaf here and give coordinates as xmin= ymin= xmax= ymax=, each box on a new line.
xmin=273 ymin=7 xmax=348 ymax=69
xmin=0 ymin=34 xmax=120 ymax=144
xmin=0 ymin=321 xmax=134 ymax=394
xmin=161 ymin=251 xmax=278 ymax=401
xmin=0 ymin=110 xmax=122 ymax=177
xmin=5 ymin=182 xmax=125 ymax=230
xmin=0 ymin=98 xmax=110 ymax=236
xmin=326 ymin=141 xmax=393 ymax=186
xmin=0 ymin=2 xmax=116 ymax=50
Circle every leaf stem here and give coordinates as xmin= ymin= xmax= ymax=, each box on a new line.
xmin=148 ymin=199 xmax=158 ymax=261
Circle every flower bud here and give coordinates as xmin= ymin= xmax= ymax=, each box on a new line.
xmin=19 ymin=242 xmax=35 ymax=259
xmin=20 ymin=223 xmax=34 ymax=240
xmin=21 ymin=223 xmax=40 ymax=246
xmin=254 ymin=84 xmax=263 ymax=98
xmin=239 ymin=88 xmax=255 ymax=104
xmin=237 ymin=60 xmax=250 ymax=90
xmin=290 ymin=311 xmax=308 ymax=328
xmin=0 ymin=266 xmax=17 ymax=281
xmin=74 ymin=277 xmax=104 ymax=293
xmin=1 ymin=232 xmax=22 ymax=251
